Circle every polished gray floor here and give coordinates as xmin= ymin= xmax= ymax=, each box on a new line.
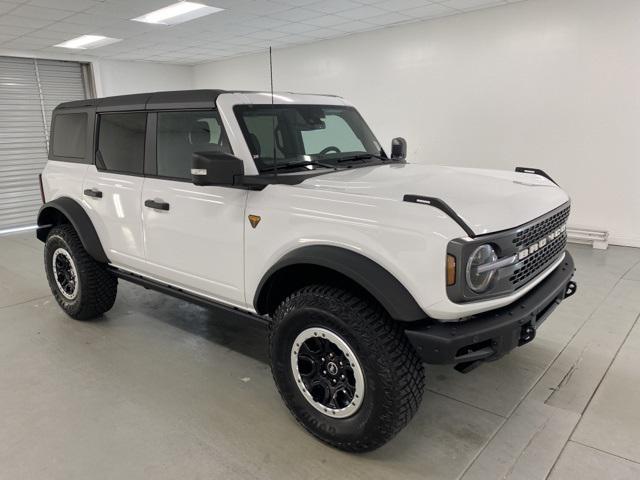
xmin=1 ymin=232 xmax=639 ymax=479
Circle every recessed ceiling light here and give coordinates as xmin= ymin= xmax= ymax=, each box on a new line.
xmin=131 ymin=1 xmax=224 ymax=26
xmin=54 ymin=35 xmax=121 ymax=50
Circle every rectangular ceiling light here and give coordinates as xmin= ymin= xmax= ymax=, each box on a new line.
xmin=54 ymin=35 xmax=121 ymax=50
xmin=131 ymin=1 xmax=224 ymax=25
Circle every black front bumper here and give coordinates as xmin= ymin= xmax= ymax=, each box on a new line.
xmin=404 ymin=251 xmax=576 ymax=372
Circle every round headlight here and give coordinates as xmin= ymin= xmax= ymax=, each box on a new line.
xmin=466 ymin=244 xmax=498 ymax=293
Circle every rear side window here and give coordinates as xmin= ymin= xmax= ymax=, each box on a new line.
xmin=97 ymin=113 xmax=146 ymax=174
xmin=156 ymin=110 xmax=231 ymax=180
xmin=52 ymin=113 xmax=87 ymax=159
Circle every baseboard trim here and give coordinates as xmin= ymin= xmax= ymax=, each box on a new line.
xmin=608 ymin=236 xmax=640 ymax=249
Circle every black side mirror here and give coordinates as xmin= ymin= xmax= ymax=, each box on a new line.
xmin=191 ymin=151 xmax=245 ymax=186
xmin=391 ymin=137 xmax=407 ymax=160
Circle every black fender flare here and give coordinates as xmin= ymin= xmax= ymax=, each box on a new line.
xmin=254 ymin=245 xmax=426 ymax=322
xmin=36 ymin=197 xmax=109 ymax=264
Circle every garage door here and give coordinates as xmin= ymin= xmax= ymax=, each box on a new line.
xmin=0 ymin=56 xmax=90 ymax=231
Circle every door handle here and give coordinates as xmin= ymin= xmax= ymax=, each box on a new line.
xmin=144 ymin=199 xmax=170 ymax=211
xmin=84 ymin=188 xmax=102 ymax=198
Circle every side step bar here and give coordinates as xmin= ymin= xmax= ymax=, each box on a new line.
xmin=109 ymin=267 xmax=270 ymax=326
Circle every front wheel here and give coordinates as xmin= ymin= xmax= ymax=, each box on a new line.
xmin=269 ymin=285 xmax=425 ymax=452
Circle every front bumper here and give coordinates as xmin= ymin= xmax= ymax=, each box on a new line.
xmin=404 ymin=251 xmax=576 ymax=372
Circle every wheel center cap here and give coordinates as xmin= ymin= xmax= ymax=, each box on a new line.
xmin=327 ymin=362 xmax=339 ymax=376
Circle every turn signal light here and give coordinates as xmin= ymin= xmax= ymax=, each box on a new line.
xmin=446 ymin=254 xmax=456 ymax=286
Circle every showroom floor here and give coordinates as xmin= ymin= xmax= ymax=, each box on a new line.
xmin=0 ymin=232 xmax=639 ymax=480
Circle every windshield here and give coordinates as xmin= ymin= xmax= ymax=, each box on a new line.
xmin=234 ymin=104 xmax=386 ymax=173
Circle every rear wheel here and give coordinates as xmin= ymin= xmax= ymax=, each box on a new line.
xmin=269 ymin=285 xmax=425 ymax=452
xmin=44 ymin=224 xmax=117 ymax=320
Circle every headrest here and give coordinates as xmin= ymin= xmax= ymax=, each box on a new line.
xmin=188 ymin=120 xmax=210 ymax=145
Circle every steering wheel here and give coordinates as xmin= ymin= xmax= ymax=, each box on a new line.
xmin=319 ymin=146 xmax=341 ymax=156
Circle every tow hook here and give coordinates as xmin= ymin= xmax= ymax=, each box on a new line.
xmin=564 ymin=280 xmax=577 ymax=299
xmin=518 ymin=324 xmax=536 ymax=346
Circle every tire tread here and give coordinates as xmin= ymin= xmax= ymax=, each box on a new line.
xmin=269 ymin=284 xmax=425 ymax=452
xmin=45 ymin=224 xmax=117 ymax=320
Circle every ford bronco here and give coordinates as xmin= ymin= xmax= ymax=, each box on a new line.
xmin=37 ymin=89 xmax=576 ymax=452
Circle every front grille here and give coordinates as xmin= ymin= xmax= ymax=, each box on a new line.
xmin=510 ymin=234 xmax=566 ymax=287
xmin=509 ymin=206 xmax=569 ymax=288
xmin=512 ymin=206 xmax=570 ymax=248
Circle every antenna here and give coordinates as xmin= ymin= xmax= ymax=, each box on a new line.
xmin=269 ymin=46 xmax=277 ymax=176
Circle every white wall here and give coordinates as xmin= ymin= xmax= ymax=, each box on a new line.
xmin=193 ymin=0 xmax=640 ymax=248
xmin=94 ymin=59 xmax=193 ymax=96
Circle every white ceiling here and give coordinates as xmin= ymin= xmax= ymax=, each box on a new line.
xmin=0 ymin=0 xmax=524 ymax=65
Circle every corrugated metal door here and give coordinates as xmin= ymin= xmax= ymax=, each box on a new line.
xmin=0 ymin=56 xmax=89 ymax=230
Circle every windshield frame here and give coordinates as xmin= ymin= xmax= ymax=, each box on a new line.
xmin=233 ymin=104 xmax=387 ymax=174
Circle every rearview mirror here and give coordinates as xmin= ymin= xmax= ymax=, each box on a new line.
xmin=191 ymin=151 xmax=244 ymax=186
xmin=391 ymin=137 xmax=407 ymax=160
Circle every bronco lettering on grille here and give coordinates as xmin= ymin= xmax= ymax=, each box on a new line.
xmin=517 ymin=224 xmax=566 ymax=261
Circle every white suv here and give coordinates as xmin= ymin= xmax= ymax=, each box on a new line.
xmin=37 ymin=90 xmax=577 ymax=452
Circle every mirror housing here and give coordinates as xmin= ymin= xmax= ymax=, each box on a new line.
xmin=391 ymin=137 xmax=407 ymax=160
xmin=191 ymin=151 xmax=244 ymax=186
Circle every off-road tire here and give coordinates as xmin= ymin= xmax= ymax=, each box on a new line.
xmin=44 ymin=224 xmax=117 ymax=320
xmin=269 ymin=285 xmax=425 ymax=452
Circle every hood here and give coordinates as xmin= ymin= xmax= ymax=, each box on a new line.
xmin=295 ymin=163 xmax=570 ymax=236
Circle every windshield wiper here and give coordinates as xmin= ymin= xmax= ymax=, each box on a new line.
xmin=336 ymin=153 xmax=387 ymax=163
xmin=260 ymin=160 xmax=337 ymax=173
xmin=259 ymin=153 xmax=387 ymax=173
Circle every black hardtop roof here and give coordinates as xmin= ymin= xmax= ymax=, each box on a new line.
xmin=55 ymin=89 xmax=228 ymax=112
xmin=55 ymin=89 xmax=341 ymax=113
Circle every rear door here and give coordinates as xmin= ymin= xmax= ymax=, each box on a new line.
xmin=141 ymin=110 xmax=247 ymax=307
xmin=82 ymin=112 xmax=147 ymax=272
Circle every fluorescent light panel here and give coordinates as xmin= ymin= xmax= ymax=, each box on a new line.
xmin=132 ymin=1 xmax=224 ymax=25
xmin=54 ymin=35 xmax=121 ymax=50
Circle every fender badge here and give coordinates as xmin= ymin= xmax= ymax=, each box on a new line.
xmin=248 ymin=215 xmax=261 ymax=228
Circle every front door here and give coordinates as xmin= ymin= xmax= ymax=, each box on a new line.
xmin=141 ymin=110 xmax=247 ymax=307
